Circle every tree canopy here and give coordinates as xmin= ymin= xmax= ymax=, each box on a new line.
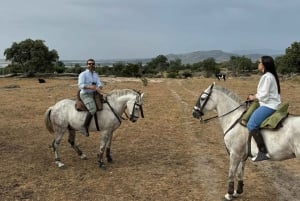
xmin=4 ymin=39 xmax=60 ymax=74
xmin=276 ymin=41 xmax=300 ymax=74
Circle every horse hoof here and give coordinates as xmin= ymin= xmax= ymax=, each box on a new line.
xmin=80 ymin=154 xmax=87 ymax=160
xmin=107 ymin=157 xmax=113 ymax=163
xmin=99 ymin=162 xmax=106 ymax=170
xmin=232 ymin=190 xmax=241 ymax=198
xmin=223 ymin=193 xmax=233 ymax=201
xmin=55 ymin=161 xmax=65 ymax=168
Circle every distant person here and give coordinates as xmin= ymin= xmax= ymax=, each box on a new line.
xmin=247 ymin=56 xmax=281 ymax=161
xmin=78 ymin=59 xmax=103 ymax=137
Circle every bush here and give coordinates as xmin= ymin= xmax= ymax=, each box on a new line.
xmin=167 ymin=72 xmax=177 ymax=78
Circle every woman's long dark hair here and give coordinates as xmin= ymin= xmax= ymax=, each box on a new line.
xmin=261 ymin=56 xmax=281 ymax=94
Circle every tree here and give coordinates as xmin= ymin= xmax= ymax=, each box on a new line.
xmin=168 ymin=59 xmax=182 ymax=73
xmin=147 ymin=55 xmax=169 ymax=71
xmin=98 ymin=65 xmax=112 ymax=76
xmin=275 ymin=55 xmax=290 ymax=74
xmin=227 ymin=56 xmax=253 ymax=74
xmin=122 ymin=63 xmax=140 ymax=77
xmin=112 ymin=62 xmax=125 ymax=76
xmin=202 ymin=57 xmax=218 ymax=77
xmin=283 ymin=41 xmax=300 ymax=73
xmin=4 ymin=38 xmax=59 ymax=74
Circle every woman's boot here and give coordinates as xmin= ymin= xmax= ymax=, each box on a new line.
xmin=250 ymin=129 xmax=270 ymax=162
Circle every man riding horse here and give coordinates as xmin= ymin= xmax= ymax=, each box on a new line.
xmin=78 ymin=58 xmax=103 ymax=137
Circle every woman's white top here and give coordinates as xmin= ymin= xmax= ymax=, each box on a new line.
xmin=256 ymin=72 xmax=281 ymax=110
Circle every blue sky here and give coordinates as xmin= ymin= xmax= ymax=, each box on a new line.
xmin=0 ymin=0 xmax=299 ymax=60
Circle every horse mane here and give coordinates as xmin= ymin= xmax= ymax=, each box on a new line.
xmin=214 ymin=85 xmax=243 ymax=104
xmin=106 ymin=89 xmax=139 ymax=97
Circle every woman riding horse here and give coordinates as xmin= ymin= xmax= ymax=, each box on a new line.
xmin=247 ymin=56 xmax=281 ymax=162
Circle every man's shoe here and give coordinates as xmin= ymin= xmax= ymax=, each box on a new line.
xmin=252 ymin=152 xmax=270 ymax=162
xmin=80 ymin=127 xmax=89 ymax=137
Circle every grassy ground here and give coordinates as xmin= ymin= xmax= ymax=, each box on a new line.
xmin=1 ymin=76 xmax=300 ymax=201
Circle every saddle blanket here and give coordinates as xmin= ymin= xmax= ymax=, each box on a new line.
xmin=241 ymin=101 xmax=289 ymax=129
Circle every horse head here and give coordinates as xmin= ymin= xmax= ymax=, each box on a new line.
xmin=126 ymin=90 xmax=144 ymax=122
xmin=192 ymin=83 xmax=216 ymax=120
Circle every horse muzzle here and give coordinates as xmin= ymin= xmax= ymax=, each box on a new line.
xmin=130 ymin=115 xmax=138 ymax=122
xmin=192 ymin=106 xmax=204 ymax=119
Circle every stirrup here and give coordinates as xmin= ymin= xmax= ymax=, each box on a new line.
xmin=252 ymin=152 xmax=270 ymax=162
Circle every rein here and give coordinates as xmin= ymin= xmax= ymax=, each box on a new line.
xmin=200 ymin=102 xmax=246 ymax=123
xmin=105 ymin=100 xmax=122 ymax=124
xmin=196 ymin=84 xmax=246 ymax=124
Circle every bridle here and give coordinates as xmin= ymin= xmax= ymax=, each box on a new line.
xmin=105 ymin=92 xmax=144 ymax=124
xmin=193 ymin=84 xmax=246 ymax=130
xmin=193 ymin=84 xmax=214 ymax=120
xmin=121 ymin=92 xmax=144 ymax=122
xmin=129 ymin=98 xmax=144 ymax=121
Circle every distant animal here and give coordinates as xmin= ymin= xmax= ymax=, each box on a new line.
xmin=38 ymin=78 xmax=46 ymax=83
xmin=216 ymin=73 xmax=226 ymax=81
xmin=192 ymin=83 xmax=300 ymax=201
xmin=44 ymin=89 xmax=144 ymax=169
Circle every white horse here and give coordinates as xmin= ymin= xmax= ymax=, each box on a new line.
xmin=44 ymin=89 xmax=144 ymax=169
xmin=192 ymin=83 xmax=300 ymax=201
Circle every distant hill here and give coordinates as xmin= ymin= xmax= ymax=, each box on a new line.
xmin=91 ymin=49 xmax=283 ymax=65
xmin=232 ymin=49 xmax=284 ymax=55
xmin=166 ymin=50 xmax=236 ymax=64
xmin=165 ymin=49 xmax=283 ymax=64
xmin=1 ymin=49 xmax=284 ymax=67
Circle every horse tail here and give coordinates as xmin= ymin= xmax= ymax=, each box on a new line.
xmin=44 ymin=107 xmax=54 ymax=133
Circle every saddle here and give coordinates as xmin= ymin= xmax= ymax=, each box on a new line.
xmin=75 ymin=90 xmax=104 ymax=111
xmin=241 ymin=100 xmax=289 ymax=129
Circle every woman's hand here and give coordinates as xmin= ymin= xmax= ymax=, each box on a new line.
xmin=247 ymin=94 xmax=256 ymax=101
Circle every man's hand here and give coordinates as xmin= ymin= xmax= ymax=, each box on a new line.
xmin=96 ymin=87 xmax=102 ymax=94
xmin=89 ymin=85 xmax=97 ymax=90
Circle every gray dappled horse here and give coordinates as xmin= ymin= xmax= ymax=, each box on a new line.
xmin=192 ymin=83 xmax=300 ymax=201
xmin=44 ymin=89 xmax=144 ymax=169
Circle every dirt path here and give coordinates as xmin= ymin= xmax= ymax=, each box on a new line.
xmin=167 ymin=78 xmax=300 ymax=201
xmin=1 ymin=77 xmax=300 ymax=201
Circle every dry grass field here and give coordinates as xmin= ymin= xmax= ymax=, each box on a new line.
xmin=1 ymin=75 xmax=300 ymax=201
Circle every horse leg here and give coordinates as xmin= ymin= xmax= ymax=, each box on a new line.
xmin=106 ymin=133 xmax=114 ymax=163
xmin=233 ymin=161 xmax=245 ymax=198
xmin=68 ymin=129 xmax=87 ymax=160
xmin=224 ymin=154 xmax=240 ymax=201
xmin=97 ymin=130 xmax=110 ymax=169
xmin=52 ymin=128 xmax=65 ymax=168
